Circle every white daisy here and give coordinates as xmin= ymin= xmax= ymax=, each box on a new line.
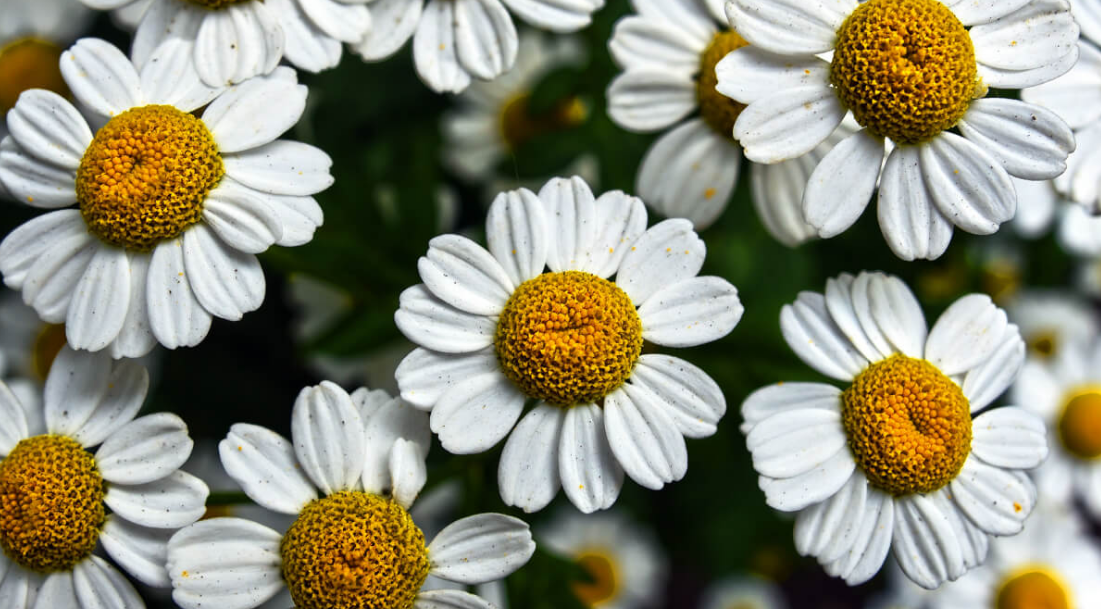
xmin=166 ymin=381 xmax=536 ymax=609
xmin=394 ymin=175 xmax=743 ymax=513
xmin=1011 ymin=336 xmax=1101 ymax=518
xmin=0 ymin=38 xmax=331 ymax=359
xmin=0 ymin=346 xmax=208 ymax=609
xmin=0 ymin=289 xmax=67 ymax=382
xmin=540 ymin=508 xmax=667 ymax=609
xmin=352 ymin=0 xmax=605 ymax=94
xmin=925 ymin=506 xmax=1101 ymax=609
xmin=1076 ymin=257 xmax=1101 ymax=297
xmin=718 ymin=0 xmax=1079 ymax=260
xmin=606 ymin=0 xmax=852 ymax=242
xmin=742 ymin=271 xmax=1049 ymax=589
xmin=1011 ymin=177 xmax=1101 ymax=257
xmin=865 ymin=564 xmax=933 ymax=609
xmin=1005 ymin=290 xmax=1099 ymax=362
xmin=698 ymin=576 xmax=787 ymax=609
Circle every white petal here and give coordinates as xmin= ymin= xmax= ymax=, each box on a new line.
xmin=724 ymin=0 xmax=853 ymax=55
xmin=746 ymin=408 xmax=847 ymax=479
xmin=183 ymin=224 xmax=266 ymax=320
xmin=430 ymin=373 xmax=525 ymax=454
xmin=485 ymin=187 xmax=548 ymax=285
xmin=781 ymin=291 xmax=868 ymax=381
xmin=925 ymin=294 xmax=1008 ymax=376
xmin=109 ymin=253 xmax=157 ymax=359
xmin=794 ymin=473 xmax=867 ymax=561
xmin=741 ymin=382 xmax=840 ymax=434
xmin=538 ymin=175 xmax=597 ymax=273
xmin=73 ymin=555 xmax=143 ymax=609
xmin=44 ymin=346 xmax=112 ymax=438
xmin=634 ymin=0 xmax=715 ymax=44
xmin=1020 ymin=42 xmax=1101 ymax=129
xmin=559 ymin=403 xmax=624 ymax=513
xmin=414 ymin=589 xmax=495 ymax=609
xmin=0 ymin=562 xmax=35 ymax=609
xmin=220 ymin=423 xmax=318 ymax=514
xmin=96 ymin=413 xmax=193 ymax=485
xmin=500 ymin=0 xmax=600 ymax=33
xmin=608 ymin=15 xmax=704 ymax=74
xmin=33 ymin=573 xmax=76 ymax=609
xmin=970 ymin=406 xmax=1048 ymax=469
xmin=892 ymin=495 xmax=967 ymax=590
xmin=735 ymin=85 xmax=847 ymax=164
xmin=130 ymin=1 xmax=202 ymax=70
xmin=428 ymin=514 xmax=535 ymax=584
xmin=0 ymin=137 xmax=76 ymax=208
xmin=390 ymin=438 xmax=428 ymax=508
xmin=223 ymin=141 xmax=334 ymax=196
xmin=803 ymin=130 xmax=883 ymax=238
xmin=957 ymin=99 xmax=1075 ymax=180
xmin=147 ymin=238 xmax=213 ymax=350
xmin=60 ymin=38 xmax=141 ymax=118
xmin=65 ymin=246 xmax=131 ymax=352
xmin=359 ymin=393 xmax=431 ymax=495
xmin=6 ymin=89 xmax=92 ymax=170
xmin=395 ymin=285 xmax=496 ymax=354
xmin=604 ymin=384 xmax=688 ymax=490
xmin=353 ymin=0 xmax=423 ymax=61
xmin=202 ymin=180 xmax=284 ymax=254
xmin=607 ymin=69 xmax=696 ymax=133
xmin=275 ymin=0 xmax=343 ymax=72
xmin=961 ymin=324 xmax=1025 ymax=411
xmin=977 ymin=45 xmax=1079 ymax=88
xmin=943 ymin=0 xmax=1032 ymax=25
xmin=105 ymin=470 xmax=209 ymax=528
xmin=263 ymin=193 xmax=323 ymax=247
xmin=297 ymin=0 xmax=370 ymax=43
xmin=419 ymin=234 xmax=513 ymax=316
xmin=758 ymin=448 xmax=855 ymax=512
xmin=587 ymin=190 xmax=648 ymax=279
xmin=0 ymin=382 xmax=29 ymax=455
xmin=969 ymin=1 xmax=1078 ymax=70
xmin=825 ymin=487 xmax=894 ymax=585
xmin=950 ymin=458 xmax=1036 ymax=536
xmin=67 ymin=359 xmax=149 ymax=448
xmin=616 ymin=218 xmax=705 ymax=305
xmin=291 ymin=381 xmax=366 ymax=494
xmin=100 ymin=517 xmax=174 ymax=588
xmin=453 ymin=0 xmax=518 ymax=81
xmin=877 ymin=146 xmax=954 ymax=261
xmin=202 ymin=68 xmax=305 ymax=152
xmin=715 ymin=46 xmax=830 ymax=104
xmin=750 ymin=153 xmax=822 ymax=248
xmin=395 ymin=348 xmax=500 ymax=409
xmin=21 ymin=231 xmax=96 ymax=324
xmin=139 ymin=39 xmax=222 ymax=111
xmin=859 ymin=271 xmax=927 ymax=359
xmin=166 ymin=518 xmax=283 ymax=609
xmin=823 ymin=273 xmax=886 ymax=363
xmin=193 ymin=4 xmax=285 ymax=86
xmin=638 ymin=276 xmax=743 ymax=347
xmin=629 ymin=354 xmax=725 ymax=439
xmin=498 ymin=404 xmax=564 ymax=513
xmin=921 ymin=133 xmax=1016 ymax=235
xmin=414 ymin=0 xmax=472 ymax=93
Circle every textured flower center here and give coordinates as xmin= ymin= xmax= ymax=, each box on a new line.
xmin=77 ymin=105 xmax=223 ymax=252
xmin=842 ymin=354 xmax=972 ymax=495
xmin=500 ymin=93 xmax=588 ymax=151
xmin=32 ymin=323 xmax=66 ymax=381
xmin=572 ymin=551 xmax=619 ymax=607
xmin=698 ymin=31 xmax=749 ymax=139
xmin=0 ymin=38 xmax=66 ymax=114
xmin=280 ymin=491 xmax=429 ymax=609
xmin=996 ymin=568 xmax=1069 ymax=609
xmin=494 ymin=271 xmax=643 ymax=406
xmin=0 ymin=435 xmax=106 ymax=573
xmin=830 ymin=0 xmax=980 ymax=145
xmin=1058 ymin=390 xmax=1101 ymax=460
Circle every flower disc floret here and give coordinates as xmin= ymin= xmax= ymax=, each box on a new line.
xmin=0 ymin=435 xmax=106 ymax=573
xmin=698 ymin=31 xmax=749 ymax=139
xmin=0 ymin=38 xmax=66 ymax=113
xmin=77 ymin=104 xmax=224 ymax=251
xmin=494 ymin=271 xmax=643 ymax=406
xmin=842 ymin=354 xmax=972 ymax=495
xmin=830 ymin=0 xmax=979 ymax=145
xmin=280 ymin=491 xmax=429 ymax=609
xmin=996 ymin=569 xmax=1069 ymax=609
xmin=1058 ymin=390 xmax=1101 ymax=460
xmin=572 ymin=551 xmax=619 ymax=606
xmin=500 ymin=94 xmax=588 ymax=151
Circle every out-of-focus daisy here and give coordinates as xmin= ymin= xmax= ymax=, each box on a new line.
xmin=1012 ymin=178 xmax=1101 ymax=257
xmin=698 ymin=575 xmax=787 ymax=609
xmin=0 ymin=289 xmax=66 ymax=382
xmin=167 ymin=381 xmax=535 ymax=609
xmin=1005 ymin=290 xmax=1098 ymax=362
xmin=395 ymin=175 xmax=743 ymax=513
xmin=743 ymin=271 xmax=1048 ymax=589
xmin=0 ymin=39 xmax=331 ymax=358
xmin=865 ymin=563 xmax=932 ymax=609
xmin=1076 ymin=257 xmax=1101 ymax=297
xmin=541 ymin=508 xmax=667 ymax=609
xmin=926 ymin=507 xmax=1101 ymax=609
xmin=352 ymin=0 xmax=605 ymax=94
xmin=719 ymin=0 xmax=1078 ymax=260
xmin=1012 ymin=337 xmax=1101 ymax=518
xmin=0 ymin=346 xmax=208 ymax=608
xmin=606 ymin=0 xmax=849 ymax=242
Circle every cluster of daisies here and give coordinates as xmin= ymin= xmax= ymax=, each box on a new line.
xmin=2 ymin=0 xmax=1101 ymax=607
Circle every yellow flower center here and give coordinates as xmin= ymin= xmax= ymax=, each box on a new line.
xmin=31 ymin=323 xmax=67 ymax=382
xmin=280 ymin=491 xmax=429 ymax=609
xmin=996 ymin=567 xmax=1069 ymax=609
xmin=0 ymin=435 xmax=106 ymax=573
xmin=698 ymin=31 xmax=749 ymax=140
xmin=77 ymin=105 xmax=224 ymax=252
xmin=842 ymin=354 xmax=972 ymax=495
xmin=0 ymin=38 xmax=66 ymax=114
xmin=494 ymin=271 xmax=643 ymax=406
xmin=1026 ymin=331 xmax=1058 ymax=359
xmin=830 ymin=0 xmax=980 ymax=145
xmin=1058 ymin=389 xmax=1101 ymax=460
xmin=572 ymin=551 xmax=619 ymax=607
xmin=500 ymin=93 xmax=588 ymax=151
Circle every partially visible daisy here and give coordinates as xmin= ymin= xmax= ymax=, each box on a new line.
xmin=0 ymin=38 xmax=331 ymax=358
xmin=0 ymin=289 xmax=66 ymax=381
xmin=1012 ymin=178 xmax=1101 ymax=257
xmin=1011 ymin=337 xmax=1101 ymax=518
xmin=606 ymin=0 xmax=849 ymax=242
xmin=0 ymin=346 xmax=208 ymax=608
xmin=395 ymin=175 xmax=743 ymax=513
xmin=1076 ymin=257 xmax=1101 ymax=297
xmin=925 ymin=506 xmax=1101 ymax=609
xmin=719 ymin=0 xmax=1078 ymax=260
xmin=167 ymin=381 xmax=535 ymax=609
xmin=540 ymin=508 xmax=667 ymax=609
xmin=866 ymin=564 xmax=932 ymax=609
xmin=1005 ymin=290 xmax=1098 ymax=362
xmin=698 ymin=575 xmax=786 ymax=609
xmin=743 ymin=271 xmax=1048 ymax=588
xmin=352 ymin=0 xmax=605 ymax=94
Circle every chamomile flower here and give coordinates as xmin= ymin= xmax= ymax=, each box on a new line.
xmin=606 ymin=0 xmax=851 ymax=242
xmin=0 ymin=38 xmax=331 ymax=359
xmin=166 ymin=381 xmax=536 ymax=609
xmin=1005 ymin=290 xmax=1098 ymax=362
xmin=394 ymin=175 xmax=743 ymax=513
xmin=698 ymin=576 xmax=787 ymax=609
xmin=1011 ymin=336 xmax=1101 ymax=518
xmin=742 ymin=271 xmax=1048 ymax=589
xmin=351 ymin=0 xmax=605 ymax=94
xmin=540 ymin=509 xmax=667 ymax=609
xmin=1011 ymin=178 xmax=1101 ymax=257
xmin=0 ymin=289 xmax=67 ymax=382
xmin=0 ymin=346 xmax=208 ymax=608
xmin=718 ymin=0 xmax=1078 ymax=260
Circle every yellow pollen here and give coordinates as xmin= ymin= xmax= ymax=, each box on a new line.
xmin=0 ymin=38 xmax=66 ymax=114
xmin=0 ymin=435 xmax=106 ymax=573
xmin=842 ymin=354 xmax=972 ymax=495
xmin=697 ymin=31 xmax=749 ymax=139
xmin=280 ymin=491 xmax=429 ymax=609
xmin=31 ymin=323 xmax=67 ymax=382
xmin=996 ymin=567 xmax=1069 ymax=609
xmin=77 ymin=105 xmax=223 ymax=252
xmin=571 ymin=551 xmax=620 ymax=607
xmin=1058 ymin=389 xmax=1101 ymax=460
xmin=830 ymin=0 xmax=980 ymax=145
xmin=500 ymin=93 xmax=588 ymax=151
xmin=494 ymin=271 xmax=642 ymax=406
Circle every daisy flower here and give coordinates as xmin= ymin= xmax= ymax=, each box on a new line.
xmin=394 ymin=175 xmax=743 ymax=513
xmin=1005 ymin=290 xmax=1098 ymax=362
xmin=1011 ymin=336 xmax=1101 ymax=518
xmin=925 ymin=506 xmax=1101 ymax=609
xmin=166 ymin=381 xmax=536 ymax=609
xmin=742 ymin=271 xmax=1048 ymax=589
xmin=718 ymin=0 xmax=1078 ymax=260
xmin=0 ymin=346 xmax=208 ymax=608
xmin=606 ymin=0 xmax=852 ymax=242
xmin=1011 ymin=178 xmax=1101 ymax=257
xmin=0 ymin=289 xmax=67 ymax=382
xmin=540 ymin=508 xmax=667 ymax=609
xmin=698 ymin=576 xmax=787 ymax=609
xmin=865 ymin=564 xmax=933 ymax=609
xmin=352 ymin=0 xmax=605 ymax=94
xmin=0 ymin=38 xmax=331 ymax=359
